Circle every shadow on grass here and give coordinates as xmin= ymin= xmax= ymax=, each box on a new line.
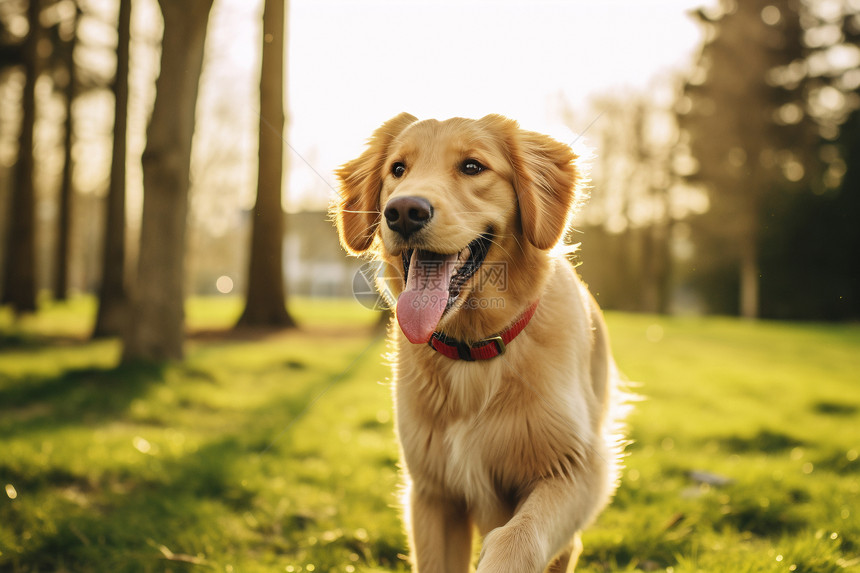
xmin=2 ymin=400 xmax=400 ymax=572
xmin=813 ymin=400 xmax=859 ymax=416
xmin=0 ymin=337 xmax=404 ymax=572
xmin=0 ymin=362 xmax=166 ymax=437
xmin=0 ymin=331 xmax=91 ymax=352
xmin=717 ymin=428 xmax=807 ymax=454
xmin=2 ymin=436 xmax=256 ymax=572
xmin=714 ymin=490 xmax=808 ymax=538
xmin=0 ymin=331 xmax=36 ymax=349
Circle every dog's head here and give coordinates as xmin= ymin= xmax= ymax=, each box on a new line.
xmin=335 ymin=113 xmax=583 ymax=344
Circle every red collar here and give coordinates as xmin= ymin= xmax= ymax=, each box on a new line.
xmin=428 ymin=301 xmax=539 ymax=361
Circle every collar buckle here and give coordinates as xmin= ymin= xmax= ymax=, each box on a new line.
xmin=482 ymin=335 xmax=506 ymax=356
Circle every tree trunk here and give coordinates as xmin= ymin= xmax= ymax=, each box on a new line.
xmin=54 ymin=9 xmax=79 ymax=302
xmin=739 ymin=233 xmax=760 ymax=320
xmin=738 ymin=175 xmax=762 ymax=320
xmin=236 ymin=0 xmax=295 ymax=329
xmin=656 ymin=219 xmax=674 ymax=315
xmin=93 ymin=0 xmax=131 ymax=338
xmin=1 ymin=0 xmax=40 ymax=313
xmin=122 ymin=0 xmax=214 ymax=361
xmin=640 ymin=225 xmax=656 ymax=313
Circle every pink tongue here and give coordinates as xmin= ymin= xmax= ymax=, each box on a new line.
xmin=396 ymin=250 xmax=458 ymax=344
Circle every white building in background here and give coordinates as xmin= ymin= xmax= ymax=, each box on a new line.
xmin=189 ymin=209 xmax=362 ymax=298
xmin=281 ymin=210 xmax=362 ymax=298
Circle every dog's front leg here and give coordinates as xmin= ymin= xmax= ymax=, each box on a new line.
xmin=408 ymin=489 xmax=473 ymax=573
xmin=476 ymin=477 xmax=599 ymax=573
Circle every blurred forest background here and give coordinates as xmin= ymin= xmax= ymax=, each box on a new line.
xmin=0 ymin=0 xmax=859 ymax=361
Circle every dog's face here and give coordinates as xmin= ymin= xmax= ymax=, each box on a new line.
xmin=335 ymin=114 xmax=581 ymax=343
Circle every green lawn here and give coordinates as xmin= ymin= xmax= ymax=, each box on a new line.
xmin=0 ymin=298 xmax=858 ymax=572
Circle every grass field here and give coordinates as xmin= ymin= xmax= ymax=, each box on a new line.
xmin=1 ymin=297 xmax=858 ymax=572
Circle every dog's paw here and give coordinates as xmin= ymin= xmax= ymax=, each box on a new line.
xmin=476 ymin=521 xmax=546 ymax=573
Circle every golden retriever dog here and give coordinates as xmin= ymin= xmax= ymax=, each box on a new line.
xmin=333 ymin=113 xmax=627 ymax=572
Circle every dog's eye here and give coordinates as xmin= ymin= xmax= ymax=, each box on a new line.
xmin=391 ymin=162 xmax=407 ymax=178
xmin=460 ymin=159 xmax=485 ymax=176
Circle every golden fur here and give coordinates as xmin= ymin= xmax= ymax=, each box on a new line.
xmin=334 ymin=113 xmax=627 ymax=572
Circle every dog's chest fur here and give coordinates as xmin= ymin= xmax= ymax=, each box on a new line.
xmin=395 ymin=344 xmax=595 ymax=526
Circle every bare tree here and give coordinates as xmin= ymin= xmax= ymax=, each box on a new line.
xmin=573 ymin=92 xmax=680 ymax=314
xmin=122 ymin=0 xmax=214 ymax=361
xmin=93 ymin=0 xmax=131 ymax=338
xmin=236 ymin=0 xmax=295 ymax=329
xmin=53 ymin=2 xmax=80 ymax=301
xmin=1 ymin=0 xmax=39 ymax=313
xmin=680 ymin=0 xmax=813 ymax=318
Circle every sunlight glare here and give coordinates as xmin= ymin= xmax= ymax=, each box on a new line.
xmin=133 ymin=436 xmax=152 ymax=454
xmin=761 ymin=5 xmax=781 ymax=26
xmin=216 ymin=275 xmax=235 ymax=294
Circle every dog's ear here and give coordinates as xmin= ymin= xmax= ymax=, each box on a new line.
xmin=334 ymin=112 xmax=418 ymax=254
xmin=481 ymin=115 xmax=581 ymax=250
xmin=513 ymin=128 xmax=582 ymax=250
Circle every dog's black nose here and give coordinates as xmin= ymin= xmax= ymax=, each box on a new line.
xmin=383 ymin=196 xmax=433 ymax=239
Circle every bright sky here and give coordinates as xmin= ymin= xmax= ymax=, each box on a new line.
xmin=118 ymin=0 xmax=710 ymax=220
xmin=281 ymin=0 xmax=708 ymax=207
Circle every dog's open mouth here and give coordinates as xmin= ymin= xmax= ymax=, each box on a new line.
xmin=396 ymin=231 xmax=492 ymax=344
